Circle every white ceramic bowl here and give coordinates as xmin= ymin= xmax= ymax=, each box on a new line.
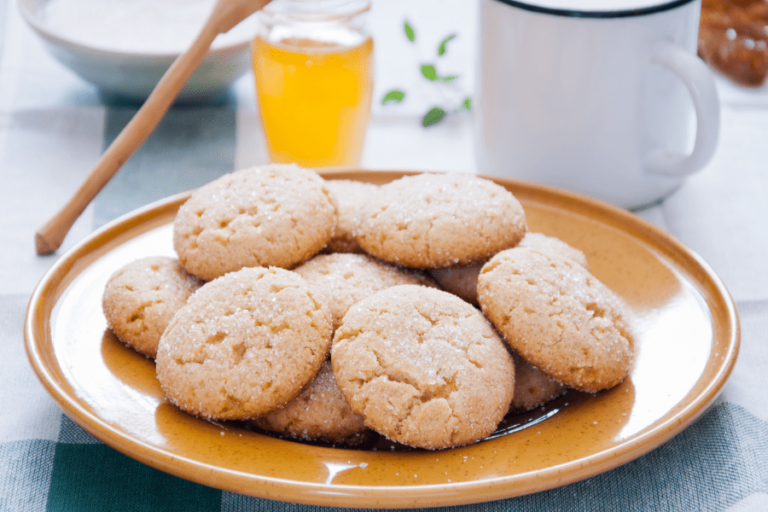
xmin=18 ymin=0 xmax=260 ymax=102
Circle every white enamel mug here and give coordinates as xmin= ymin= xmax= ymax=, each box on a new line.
xmin=475 ymin=0 xmax=720 ymax=208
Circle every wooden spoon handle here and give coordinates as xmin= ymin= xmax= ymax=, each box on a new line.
xmin=35 ymin=0 xmax=270 ymax=255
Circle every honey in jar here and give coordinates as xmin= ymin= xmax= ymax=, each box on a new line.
xmin=252 ymin=0 xmax=373 ymax=167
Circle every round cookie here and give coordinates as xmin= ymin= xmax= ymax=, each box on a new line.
xmin=293 ymin=253 xmax=436 ymax=331
xmin=173 ymin=164 xmax=338 ymax=281
xmin=332 ymin=285 xmax=515 ymax=450
xmin=429 ymin=232 xmax=589 ymax=305
xmin=509 ymin=351 xmax=566 ymax=413
xmin=156 ymin=267 xmax=332 ymax=420
xmin=354 ymin=173 xmax=527 ymax=268
xmin=251 ymin=361 xmax=369 ymax=444
xmin=478 ymin=248 xmax=633 ymax=393
xmin=323 ymin=179 xmax=379 ymax=254
xmin=102 ymin=256 xmax=202 ymax=359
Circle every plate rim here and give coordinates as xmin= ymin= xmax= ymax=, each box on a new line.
xmin=24 ymin=170 xmax=741 ymax=508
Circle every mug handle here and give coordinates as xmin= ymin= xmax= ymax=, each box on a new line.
xmin=644 ymin=43 xmax=720 ymax=177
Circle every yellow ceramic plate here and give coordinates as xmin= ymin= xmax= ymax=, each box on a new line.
xmin=25 ymin=170 xmax=739 ymax=508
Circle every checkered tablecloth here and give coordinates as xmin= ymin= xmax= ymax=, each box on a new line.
xmin=2 ymin=0 xmax=768 ymax=510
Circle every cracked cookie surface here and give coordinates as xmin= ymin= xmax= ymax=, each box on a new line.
xmin=331 ymin=285 xmax=515 ymax=450
xmin=323 ymin=179 xmax=379 ymax=254
xmin=173 ymin=164 xmax=338 ymax=281
xmin=102 ymin=256 xmax=202 ymax=359
xmin=478 ymin=248 xmax=633 ymax=393
xmin=354 ymin=173 xmax=527 ymax=268
xmin=155 ymin=267 xmax=332 ymax=420
xmin=294 ymin=253 xmax=436 ymax=331
xmin=251 ymin=254 xmax=434 ymax=443
xmin=251 ymin=361 xmax=369 ymax=444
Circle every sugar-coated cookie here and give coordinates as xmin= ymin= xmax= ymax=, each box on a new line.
xmin=173 ymin=164 xmax=338 ymax=281
xmin=478 ymin=248 xmax=632 ymax=392
xmin=156 ymin=267 xmax=332 ymax=420
xmin=429 ymin=232 xmax=589 ymax=305
xmin=332 ymin=285 xmax=515 ymax=450
xmin=102 ymin=256 xmax=202 ymax=359
xmin=354 ymin=173 xmax=527 ymax=268
xmin=251 ymin=361 xmax=369 ymax=444
xmin=293 ymin=253 xmax=436 ymax=331
xmin=323 ymin=179 xmax=379 ymax=254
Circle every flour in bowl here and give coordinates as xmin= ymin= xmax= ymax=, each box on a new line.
xmin=40 ymin=0 xmax=259 ymax=54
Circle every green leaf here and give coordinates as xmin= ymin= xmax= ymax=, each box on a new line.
xmin=462 ymin=97 xmax=472 ymax=110
xmin=420 ymin=64 xmax=438 ymax=81
xmin=423 ymin=107 xmax=445 ymax=127
xmin=382 ymin=90 xmax=406 ymax=104
xmin=439 ymin=75 xmax=459 ymax=83
xmin=438 ymin=34 xmax=457 ymax=56
xmin=404 ymin=21 xmax=415 ymax=42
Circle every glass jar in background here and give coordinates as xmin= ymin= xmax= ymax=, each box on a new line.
xmin=252 ymin=0 xmax=373 ymax=168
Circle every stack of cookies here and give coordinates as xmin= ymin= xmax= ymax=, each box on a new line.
xmin=102 ymin=164 xmax=633 ymax=451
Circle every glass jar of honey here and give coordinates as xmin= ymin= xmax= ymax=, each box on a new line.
xmin=252 ymin=0 xmax=373 ymax=168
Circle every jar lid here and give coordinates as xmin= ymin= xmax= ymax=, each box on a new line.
xmin=262 ymin=0 xmax=371 ymax=22
xmin=493 ymin=0 xmax=696 ymax=18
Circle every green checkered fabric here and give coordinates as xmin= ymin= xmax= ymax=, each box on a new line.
xmin=3 ymin=404 xmax=768 ymax=511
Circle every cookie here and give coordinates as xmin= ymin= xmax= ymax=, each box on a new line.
xmin=478 ymin=248 xmax=632 ymax=393
xmin=251 ymin=360 xmax=369 ymax=444
xmin=293 ymin=253 xmax=436 ymax=331
xmin=156 ymin=267 xmax=332 ymax=420
xmin=354 ymin=173 xmax=527 ymax=268
xmin=509 ymin=351 xmax=566 ymax=412
xmin=102 ymin=256 xmax=202 ymax=359
xmin=323 ymin=179 xmax=379 ymax=254
xmin=332 ymin=285 xmax=515 ymax=450
xmin=429 ymin=233 xmax=589 ymax=305
xmin=173 ymin=164 xmax=338 ymax=281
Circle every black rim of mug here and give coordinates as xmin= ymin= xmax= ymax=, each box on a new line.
xmin=491 ymin=0 xmax=696 ymax=18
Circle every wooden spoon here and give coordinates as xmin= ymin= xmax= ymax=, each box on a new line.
xmin=35 ymin=0 xmax=272 ymax=255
